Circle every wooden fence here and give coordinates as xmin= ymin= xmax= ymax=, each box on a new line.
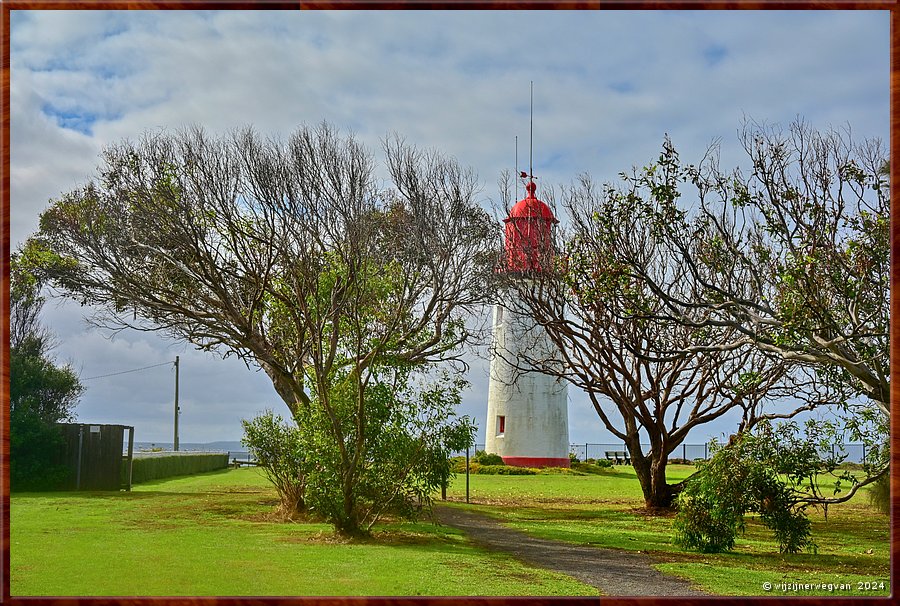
xmin=57 ymin=423 xmax=135 ymax=491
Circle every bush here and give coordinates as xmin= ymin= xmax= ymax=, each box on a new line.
xmin=451 ymin=460 xmax=538 ymax=475
xmin=674 ymin=424 xmax=817 ymax=554
xmin=449 ymin=456 xmax=467 ymax=474
xmin=295 ymin=370 xmax=475 ymax=536
xmin=9 ymin=331 xmax=82 ymax=492
xmin=582 ymin=458 xmax=612 ymax=468
xmin=868 ymin=473 xmax=890 ymax=515
xmin=538 ymin=466 xmax=578 ymax=475
xmin=570 ymin=460 xmax=612 ymax=474
xmin=473 ymin=451 xmax=505 ymax=466
xmin=10 ymin=410 xmax=70 ymax=491
xmin=242 ymin=411 xmax=307 ymax=516
xmin=475 ymin=464 xmax=538 ymax=475
xmin=674 ymin=492 xmax=741 ymax=553
xmin=673 ymin=445 xmax=748 ymax=553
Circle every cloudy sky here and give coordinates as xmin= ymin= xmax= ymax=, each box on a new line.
xmin=9 ymin=10 xmax=889 ymax=448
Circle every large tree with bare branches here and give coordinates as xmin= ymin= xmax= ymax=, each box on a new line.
xmin=495 ymin=175 xmax=792 ymax=509
xmin=528 ymin=119 xmax=889 ymax=509
xmin=25 ymin=123 xmax=495 ymax=534
xmin=607 ymin=120 xmax=889 ymax=416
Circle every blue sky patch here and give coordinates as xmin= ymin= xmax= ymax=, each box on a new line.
xmin=703 ymin=44 xmax=728 ymax=67
xmin=41 ymin=103 xmax=110 ymax=136
xmin=610 ymin=81 xmax=635 ymax=94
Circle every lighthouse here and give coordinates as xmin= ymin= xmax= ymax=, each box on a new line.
xmin=484 ymin=178 xmax=570 ymax=468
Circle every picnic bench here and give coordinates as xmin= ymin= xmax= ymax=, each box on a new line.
xmin=604 ymin=451 xmax=631 ymax=465
xmin=231 ymin=458 xmax=261 ymax=468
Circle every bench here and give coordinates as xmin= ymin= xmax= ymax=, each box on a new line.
xmin=604 ymin=451 xmax=631 ymax=465
xmin=231 ymin=458 xmax=261 ymax=468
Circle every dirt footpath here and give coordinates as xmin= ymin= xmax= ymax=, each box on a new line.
xmin=434 ymin=504 xmax=708 ymax=596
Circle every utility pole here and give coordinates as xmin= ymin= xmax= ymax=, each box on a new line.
xmin=174 ymin=356 xmax=180 ymax=451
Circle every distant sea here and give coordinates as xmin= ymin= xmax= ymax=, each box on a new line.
xmin=130 ymin=441 xmax=248 ymax=458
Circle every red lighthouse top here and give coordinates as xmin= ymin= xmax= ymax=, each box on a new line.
xmin=503 ymin=180 xmax=557 ymax=272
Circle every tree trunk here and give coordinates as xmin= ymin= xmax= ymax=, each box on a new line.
xmin=259 ymin=360 xmax=307 ymax=417
xmin=629 ymin=441 xmax=679 ymax=509
xmin=646 ymin=455 xmax=677 ymax=509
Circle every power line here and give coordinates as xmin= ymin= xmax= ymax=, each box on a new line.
xmin=82 ymin=361 xmax=174 ymax=381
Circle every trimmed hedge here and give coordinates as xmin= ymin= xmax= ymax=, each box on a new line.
xmin=124 ymin=453 xmax=230 ymax=484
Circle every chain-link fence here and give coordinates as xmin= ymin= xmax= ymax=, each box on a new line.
xmin=575 ymin=443 xmax=874 ymax=464
xmin=454 ymin=443 xmax=873 ymax=465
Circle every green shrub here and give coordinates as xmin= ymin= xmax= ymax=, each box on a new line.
xmin=448 ymin=456 xmax=537 ymax=475
xmin=295 ymin=370 xmax=475 ymax=536
xmin=9 ymin=330 xmax=81 ymax=492
xmin=868 ymin=473 xmax=890 ymax=515
xmin=10 ymin=411 xmax=70 ymax=491
xmin=449 ymin=456 xmax=467 ymax=474
xmin=242 ymin=411 xmax=307 ymax=516
xmin=673 ymin=445 xmax=747 ymax=553
xmin=475 ymin=464 xmax=538 ymax=475
xmin=473 ymin=451 xmax=505 ymax=466
xmin=582 ymin=458 xmax=613 ymax=468
xmin=674 ymin=492 xmax=741 ymax=553
xmin=539 ymin=466 xmax=579 ymax=475
xmin=126 ymin=453 xmax=229 ymax=484
xmin=570 ymin=460 xmax=612 ymax=474
xmin=674 ymin=423 xmax=818 ymax=554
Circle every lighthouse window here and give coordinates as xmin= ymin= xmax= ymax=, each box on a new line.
xmin=497 ymin=415 xmax=505 ymax=436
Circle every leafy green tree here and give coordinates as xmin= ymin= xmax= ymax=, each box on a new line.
xmin=242 ymin=370 xmax=473 ymax=533
xmin=28 ymin=124 xmax=493 ymax=532
xmin=9 ymin=254 xmax=82 ymax=491
xmin=297 ymin=368 xmax=473 ymax=534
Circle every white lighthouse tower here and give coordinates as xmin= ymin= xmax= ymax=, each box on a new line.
xmin=485 ymin=179 xmax=569 ymax=468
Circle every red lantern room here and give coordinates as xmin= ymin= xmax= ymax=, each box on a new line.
xmin=503 ymin=180 xmax=558 ymax=272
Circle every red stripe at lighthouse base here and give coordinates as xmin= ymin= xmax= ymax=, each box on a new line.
xmin=501 ymin=456 xmax=570 ymax=469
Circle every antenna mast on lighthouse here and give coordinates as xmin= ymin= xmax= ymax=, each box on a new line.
xmin=529 ymin=80 xmax=534 ymax=180
xmin=515 ymin=135 xmax=518 ymax=201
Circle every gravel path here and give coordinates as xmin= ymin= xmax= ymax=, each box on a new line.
xmin=434 ymin=504 xmax=707 ymax=596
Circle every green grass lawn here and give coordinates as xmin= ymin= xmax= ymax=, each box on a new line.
xmin=10 ymin=467 xmax=597 ymax=596
xmin=445 ymin=464 xmax=891 ymax=597
xmin=11 ymin=464 xmax=889 ymax=597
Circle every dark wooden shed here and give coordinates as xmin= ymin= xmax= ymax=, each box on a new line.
xmin=57 ymin=423 xmax=135 ymax=491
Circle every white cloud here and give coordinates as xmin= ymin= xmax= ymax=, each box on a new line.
xmin=10 ymin=9 xmax=889 ymax=445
